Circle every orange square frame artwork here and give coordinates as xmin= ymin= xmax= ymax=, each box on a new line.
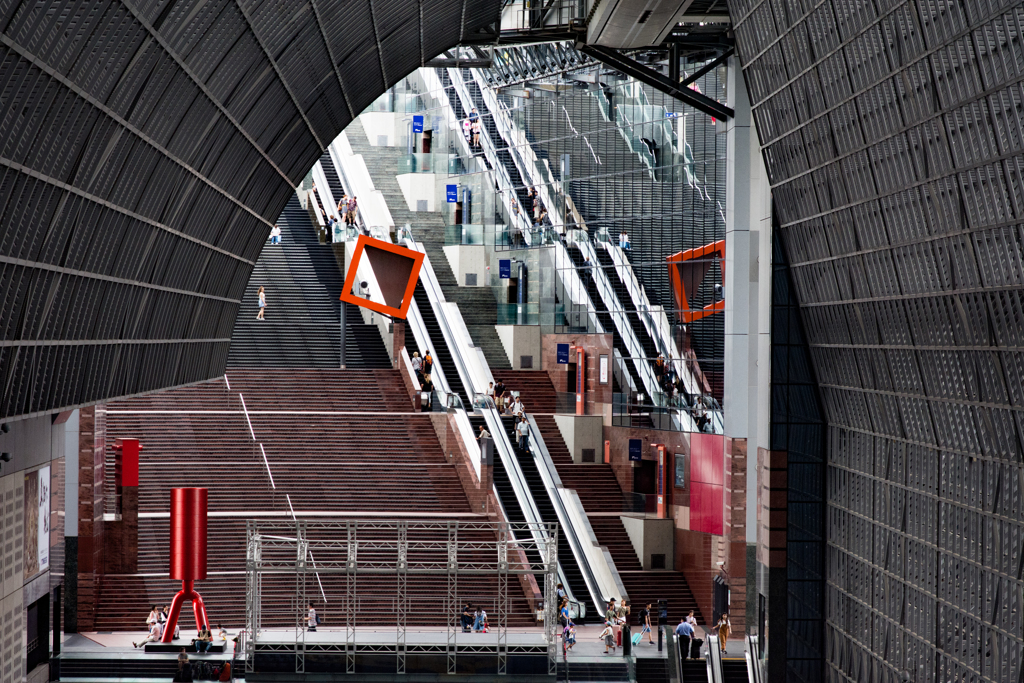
xmin=339 ymin=235 xmax=425 ymax=320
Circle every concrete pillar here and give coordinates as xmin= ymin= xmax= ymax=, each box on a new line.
xmin=723 ymin=55 xmax=772 ymax=638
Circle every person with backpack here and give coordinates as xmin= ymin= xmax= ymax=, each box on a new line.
xmin=308 ymin=603 xmax=318 ymax=632
xmin=638 ymin=603 xmax=655 ymax=645
xmin=422 ymin=351 xmax=433 ymax=379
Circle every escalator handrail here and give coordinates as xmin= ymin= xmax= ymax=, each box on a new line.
xmin=405 ymin=237 xmax=555 ymax=565
xmin=706 ymin=634 xmax=723 ymax=683
xmin=667 ymin=633 xmax=682 ymax=683
xmin=745 ymin=634 xmax=761 ymax=683
xmin=465 ymin=66 xmax=665 ymax=407
xmin=525 ymin=414 xmax=622 ymax=617
xmin=442 ymin=67 xmax=533 ymax=239
xmin=570 ymin=235 xmax=696 ymax=432
xmin=445 ymin=67 xmax=611 ymax=342
xmin=599 ymin=240 xmax=721 ymax=434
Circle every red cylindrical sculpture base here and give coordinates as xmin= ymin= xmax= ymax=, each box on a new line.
xmin=169 ymin=487 xmax=207 ymax=581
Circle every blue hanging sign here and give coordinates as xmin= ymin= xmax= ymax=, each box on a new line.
xmin=499 ymin=259 xmax=511 ymax=279
xmin=556 ymin=343 xmax=569 ymax=365
xmin=629 ymin=439 xmax=643 ymax=462
xmin=446 ymin=185 xmax=458 ymax=203
xmin=412 ymin=115 xmax=424 ymax=133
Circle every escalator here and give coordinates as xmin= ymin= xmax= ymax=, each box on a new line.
xmin=497 ymin=415 xmax=591 ymax=622
xmin=412 ymin=282 xmax=471 ymax=407
xmin=594 ymin=247 xmax=660 ymax=361
xmin=721 ymin=658 xmax=749 ymax=683
xmin=681 ymin=658 xmax=709 ymax=682
xmin=564 ymin=243 xmax=644 ymax=393
xmin=468 ymin=415 xmax=544 ymax=579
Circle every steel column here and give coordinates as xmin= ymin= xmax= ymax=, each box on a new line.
xmin=346 ymin=521 xmax=357 ymax=674
xmin=397 ymin=521 xmax=408 ymax=674
xmin=447 ymin=521 xmax=459 ymax=674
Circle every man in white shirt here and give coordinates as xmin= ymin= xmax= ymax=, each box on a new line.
xmin=270 ymin=224 xmax=282 ymax=244
xmin=516 ymin=417 xmax=529 ymax=451
xmin=307 ymin=603 xmax=318 ymax=632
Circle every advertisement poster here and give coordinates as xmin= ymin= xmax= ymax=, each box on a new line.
xmin=23 ymin=466 xmax=50 ymax=578
xmin=599 ymin=354 xmax=609 ymax=384
xmin=674 ymin=453 xmax=688 ymax=489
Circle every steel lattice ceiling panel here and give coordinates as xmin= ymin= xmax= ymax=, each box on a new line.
xmin=0 ymin=0 xmax=500 ymax=420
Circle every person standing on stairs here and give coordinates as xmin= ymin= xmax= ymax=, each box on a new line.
xmin=471 ymin=117 xmax=482 ymax=150
xmin=411 ymin=352 xmax=423 ymax=384
xmin=516 ymin=416 xmax=529 ymax=451
xmin=270 ymin=223 xmax=282 ymax=244
xmin=256 ymin=286 xmax=266 ymax=320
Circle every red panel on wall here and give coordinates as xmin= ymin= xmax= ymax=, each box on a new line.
xmin=690 ymin=433 xmax=724 ymax=534
xmin=691 ymin=433 xmax=724 ymax=484
xmin=120 ymin=438 xmax=140 ymax=487
xmin=691 ymin=482 xmax=724 ymax=535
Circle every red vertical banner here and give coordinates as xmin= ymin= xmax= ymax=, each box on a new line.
xmin=690 ymin=433 xmax=725 ymax=535
xmin=120 ymin=438 xmax=140 ymax=487
xmin=574 ymin=346 xmax=586 ymax=415
xmin=654 ymin=444 xmax=667 ymax=518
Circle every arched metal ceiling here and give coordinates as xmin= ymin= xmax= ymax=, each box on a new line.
xmin=0 ymin=0 xmax=500 ymax=420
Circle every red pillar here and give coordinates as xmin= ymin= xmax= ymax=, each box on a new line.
xmin=162 ymin=488 xmax=209 ymax=642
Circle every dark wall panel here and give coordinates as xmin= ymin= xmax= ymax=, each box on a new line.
xmin=0 ymin=0 xmax=500 ymax=420
xmin=733 ymin=0 xmax=1024 ymax=681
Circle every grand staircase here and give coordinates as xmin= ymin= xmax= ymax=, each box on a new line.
xmin=227 ymin=193 xmax=390 ymax=368
xmin=95 ymin=369 xmax=535 ymax=631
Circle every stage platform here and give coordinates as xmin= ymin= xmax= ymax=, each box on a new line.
xmin=56 ymin=625 xmax=682 ymax=681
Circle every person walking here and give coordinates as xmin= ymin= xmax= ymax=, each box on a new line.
xmin=599 ymin=621 xmax=615 ymax=654
xmin=256 ymin=286 xmax=266 ymax=320
xmin=270 ymin=223 xmax=282 ymax=244
xmin=717 ymin=612 xmax=731 ymax=653
xmin=307 ymin=603 xmax=318 ymax=632
xmin=516 ymin=416 xmax=529 ymax=451
xmin=639 ymin=603 xmax=655 ymax=644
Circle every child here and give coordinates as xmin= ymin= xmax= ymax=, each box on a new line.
xmin=599 ymin=621 xmax=615 ymax=654
xmin=564 ymin=621 xmax=576 ymax=651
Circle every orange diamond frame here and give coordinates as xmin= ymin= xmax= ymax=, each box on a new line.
xmin=339 ymin=234 xmax=425 ymax=320
xmin=666 ymin=239 xmax=726 ymax=324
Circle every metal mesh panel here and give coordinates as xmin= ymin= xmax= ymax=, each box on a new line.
xmin=0 ymin=0 xmax=501 ymax=420
xmin=735 ymin=1 xmax=1024 ymax=681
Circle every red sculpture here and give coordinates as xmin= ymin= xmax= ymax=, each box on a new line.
xmin=161 ymin=488 xmax=209 ymax=642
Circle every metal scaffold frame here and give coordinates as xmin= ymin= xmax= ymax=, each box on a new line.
xmin=244 ymin=519 xmax=558 ymax=676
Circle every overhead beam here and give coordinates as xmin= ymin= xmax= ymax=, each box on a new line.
xmin=680 ymin=47 xmax=734 ymax=87
xmin=426 ymin=57 xmax=493 ymax=68
xmin=579 ymin=45 xmax=734 ymax=120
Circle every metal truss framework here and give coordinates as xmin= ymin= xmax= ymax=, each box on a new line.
xmin=244 ymin=519 xmax=558 ymax=676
